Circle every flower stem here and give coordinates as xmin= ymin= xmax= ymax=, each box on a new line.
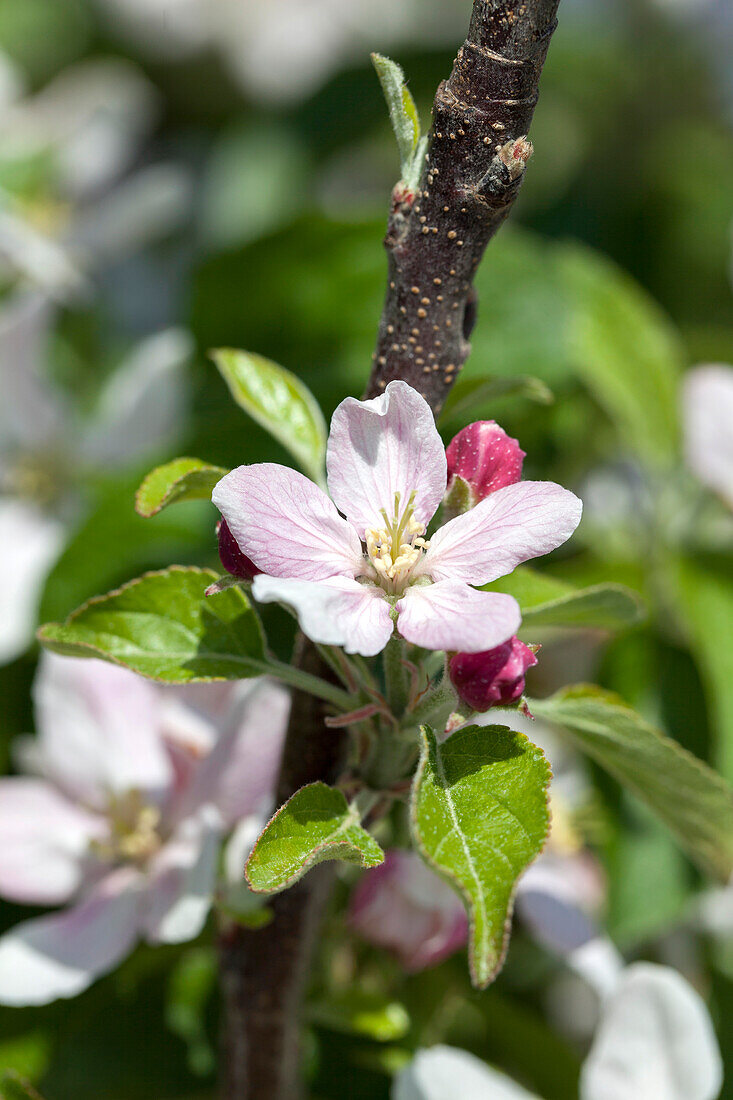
xmin=407 ymin=673 xmax=458 ymax=727
xmin=264 ymin=659 xmax=355 ymax=712
xmin=383 ymin=634 xmax=409 ymax=719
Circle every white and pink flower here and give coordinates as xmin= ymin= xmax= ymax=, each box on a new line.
xmin=0 ymin=653 xmax=289 ymax=1005
xmin=212 ymin=381 xmax=582 ymax=657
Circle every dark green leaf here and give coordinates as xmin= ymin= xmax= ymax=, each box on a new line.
xmin=135 ymin=457 xmax=227 ymax=518
xmin=245 ymin=782 xmax=384 ymax=894
xmin=411 ymin=724 xmax=551 ymax=988
xmin=531 ymin=685 xmax=733 ymax=881
xmin=38 ymin=566 xmax=267 ymax=682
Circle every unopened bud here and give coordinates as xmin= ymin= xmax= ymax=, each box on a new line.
xmin=449 ymin=637 xmax=537 ymax=712
xmin=217 ymin=519 xmax=259 ymax=581
xmin=446 ymin=420 xmax=525 ymax=505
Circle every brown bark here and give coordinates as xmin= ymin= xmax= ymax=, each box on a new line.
xmin=219 ymin=2 xmax=560 ymax=1096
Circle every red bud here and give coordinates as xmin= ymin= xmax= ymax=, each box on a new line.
xmin=449 ymin=637 xmax=537 ymax=712
xmin=216 ymin=519 xmax=259 ymax=581
xmin=446 ymin=420 xmax=525 ymax=501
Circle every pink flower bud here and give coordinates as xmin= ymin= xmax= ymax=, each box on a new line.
xmin=349 ymin=849 xmax=467 ymax=972
xmin=217 ymin=519 xmax=259 ymax=581
xmin=446 ymin=420 xmax=525 ymax=501
xmin=449 ymin=636 xmax=537 ymax=712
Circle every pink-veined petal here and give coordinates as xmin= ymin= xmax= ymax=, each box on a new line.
xmin=0 ymin=778 xmax=106 ymax=905
xmin=420 ymin=480 xmax=583 ymax=585
xmin=142 ymin=806 xmax=221 ymax=945
xmin=33 ymin=653 xmax=172 ymax=808
xmin=0 ymin=867 xmax=142 ymax=1006
xmin=396 ymin=582 xmax=520 ymax=654
xmin=212 ymin=462 xmax=362 ymax=580
xmin=580 ymin=963 xmax=723 ymax=1100
xmin=252 ymin=574 xmax=393 ymax=656
xmin=326 ymin=380 xmax=447 ymax=538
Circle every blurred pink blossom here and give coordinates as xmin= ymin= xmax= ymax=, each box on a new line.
xmin=683 ymin=364 xmax=733 ymax=509
xmin=0 ymin=654 xmax=289 ymax=1004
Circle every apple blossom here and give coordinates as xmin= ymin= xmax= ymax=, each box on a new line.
xmin=213 ymin=381 xmax=582 ymax=657
xmin=349 ymin=849 xmax=468 ymax=971
xmin=0 ymin=653 xmax=289 ymax=1005
xmin=448 ymin=637 xmax=538 ymax=712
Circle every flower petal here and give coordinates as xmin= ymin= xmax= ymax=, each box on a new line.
xmin=683 ymin=364 xmax=733 ymax=508
xmin=580 ymin=963 xmax=723 ymax=1100
xmin=0 ymin=499 xmax=66 ymax=665
xmin=33 ymin=653 xmax=173 ymax=808
xmin=212 ymin=462 xmax=363 ymax=580
xmin=252 ymin=574 xmax=393 ymax=656
xmin=0 ymin=868 xmax=141 ymax=1006
xmin=395 ymin=1046 xmax=540 ymax=1100
xmin=142 ymin=806 xmax=221 ymax=945
xmin=420 ymin=481 xmax=583 ymax=585
xmin=326 ymin=380 xmax=447 ymax=538
xmin=396 ymin=582 xmax=520 ymax=653
xmin=0 ymin=778 xmax=106 ymax=905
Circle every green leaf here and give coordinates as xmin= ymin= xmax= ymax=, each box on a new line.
xmin=38 ymin=566 xmax=267 ymax=682
xmin=411 ymin=724 xmax=551 ymax=989
xmin=210 ymin=348 xmax=327 ymax=483
xmin=531 ymin=685 xmax=733 ymax=881
xmin=0 ymin=1073 xmax=46 ymax=1100
xmin=371 ymin=53 xmax=422 ymax=187
xmin=135 ymin=457 xmax=227 ymax=518
xmin=245 ymin=782 xmax=384 ymax=894
xmin=440 ymin=374 xmax=554 ymax=425
xmin=558 ymin=243 xmax=682 ymax=466
xmin=309 ymin=991 xmax=410 ymax=1042
xmin=484 ymin=566 xmax=645 ymax=631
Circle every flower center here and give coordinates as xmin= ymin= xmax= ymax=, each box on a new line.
xmin=91 ymin=790 xmax=163 ymax=866
xmin=365 ymin=491 xmax=430 ymax=594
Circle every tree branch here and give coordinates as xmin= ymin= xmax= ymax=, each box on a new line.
xmin=218 ymin=2 xmax=560 ymax=1096
xmin=367 ymin=0 xmax=560 ymax=406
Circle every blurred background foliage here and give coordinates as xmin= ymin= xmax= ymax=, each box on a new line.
xmin=0 ymin=0 xmax=731 ymax=1096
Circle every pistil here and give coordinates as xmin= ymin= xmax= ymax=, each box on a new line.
xmin=364 ymin=491 xmax=430 ymax=593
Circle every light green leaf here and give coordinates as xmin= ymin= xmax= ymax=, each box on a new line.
xmin=531 ymin=685 xmax=733 ymax=881
xmin=245 ymin=782 xmax=384 ymax=894
xmin=558 ymin=243 xmax=681 ymax=466
xmin=135 ymin=457 xmax=227 ymax=517
xmin=210 ymin=348 xmax=327 ymax=483
xmin=440 ymin=374 xmax=553 ymax=425
xmin=309 ymin=991 xmax=410 ymax=1042
xmin=371 ymin=52 xmax=422 ymax=187
xmin=484 ymin=566 xmax=645 ymax=631
xmin=38 ymin=566 xmax=267 ymax=682
xmin=411 ymin=724 xmax=551 ymax=989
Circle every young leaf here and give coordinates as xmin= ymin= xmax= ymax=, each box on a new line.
xmin=371 ymin=53 xmax=423 ymax=188
xmin=245 ymin=782 xmax=384 ymax=894
xmin=411 ymin=724 xmax=551 ymax=989
xmin=440 ymin=374 xmax=554 ymax=425
xmin=210 ymin=348 xmax=327 ymax=484
xmin=483 ymin=566 xmax=645 ymax=631
xmin=531 ymin=685 xmax=733 ymax=881
xmin=38 ymin=566 xmax=267 ymax=682
xmin=135 ymin=457 xmax=227 ymax=517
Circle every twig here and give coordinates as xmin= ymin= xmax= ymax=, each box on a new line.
xmin=218 ymin=3 xmax=560 ymax=1096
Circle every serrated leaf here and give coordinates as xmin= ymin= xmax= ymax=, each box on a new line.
xmin=531 ymin=685 xmax=733 ymax=881
xmin=558 ymin=243 xmax=681 ymax=466
xmin=371 ymin=53 xmax=421 ymax=185
xmin=411 ymin=724 xmax=551 ymax=989
xmin=245 ymin=782 xmax=384 ymax=894
xmin=211 ymin=348 xmax=327 ymax=483
xmin=484 ymin=566 xmax=645 ymax=631
xmin=135 ymin=457 xmax=227 ymax=517
xmin=38 ymin=566 xmax=267 ymax=682
xmin=440 ymin=374 xmax=554 ymax=424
